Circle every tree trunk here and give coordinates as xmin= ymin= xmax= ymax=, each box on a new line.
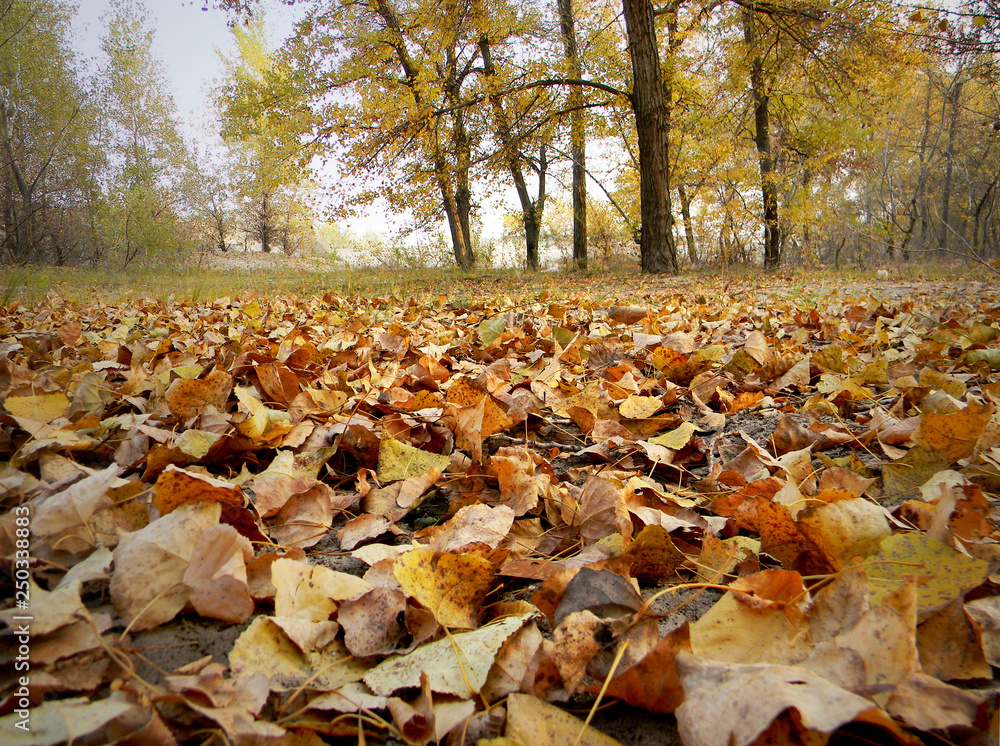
xmin=622 ymin=0 xmax=678 ymax=274
xmin=452 ymin=107 xmax=474 ymax=266
xmin=0 ymin=94 xmax=36 ymax=263
xmin=972 ymin=178 xmax=996 ymax=257
xmin=479 ymin=38 xmax=545 ymax=271
xmin=259 ymin=191 xmax=272 ymax=253
xmin=436 ymin=152 xmax=474 ymax=270
xmin=557 ymin=0 xmax=587 ymax=270
xmin=938 ymin=77 xmax=964 ymax=254
xmin=743 ymin=9 xmax=780 ymax=270
xmin=678 ymin=184 xmax=697 ymax=264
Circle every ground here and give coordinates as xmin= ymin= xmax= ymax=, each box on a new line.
xmin=1 ymin=259 xmax=999 ymax=745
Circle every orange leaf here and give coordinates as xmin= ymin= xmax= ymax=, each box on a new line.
xmin=154 ymin=464 xmax=243 ymax=516
xmin=165 ymin=368 xmax=233 ymax=420
xmin=917 ymin=401 xmax=994 ymax=462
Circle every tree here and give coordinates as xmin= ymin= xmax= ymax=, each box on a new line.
xmin=269 ymin=0 xmax=487 ymax=269
xmin=478 ymin=32 xmax=553 ymax=271
xmin=97 ymin=0 xmax=198 ymax=267
xmin=0 ymin=0 xmax=95 ymax=265
xmin=217 ymin=14 xmax=315 ymax=256
xmin=741 ymin=5 xmax=780 ymax=269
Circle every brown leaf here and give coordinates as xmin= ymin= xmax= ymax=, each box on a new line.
xmin=491 ymin=446 xmax=549 ymax=515
xmin=430 ymin=503 xmax=515 ymax=552
xmin=338 ymin=513 xmax=393 ymax=551
xmin=182 ymin=524 xmax=254 ymax=624
xmin=154 ymin=464 xmax=243 ymax=517
xmin=595 ymin=623 xmax=691 ymax=714
xmin=339 ymin=587 xmax=408 ymax=657
xmin=110 ymin=501 xmax=220 ymax=631
xmin=607 ymin=305 xmax=648 ymax=324
xmin=609 ymin=524 xmax=685 ymax=583
xmin=965 ymin=596 xmax=1000 ymax=666
xmin=255 ymin=361 xmax=301 ymax=406
xmin=266 ymin=481 xmax=337 ymax=548
xmin=675 ymin=653 xmax=900 ymax=746
xmin=885 ymin=672 xmax=986 ymax=731
xmin=918 ymin=600 xmax=992 ymax=679
xmin=481 ymin=620 xmax=544 ymax=701
xmin=578 ymin=475 xmax=633 ymax=547
xmin=165 ymin=368 xmax=233 ymax=420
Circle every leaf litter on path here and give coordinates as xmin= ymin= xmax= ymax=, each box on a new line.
xmin=1 ymin=274 xmax=1000 ymax=744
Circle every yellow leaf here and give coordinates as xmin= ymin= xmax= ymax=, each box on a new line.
xmin=377 ymin=435 xmax=451 ymax=482
xmin=916 ymin=402 xmax=994 ymax=463
xmin=3 ymin=392 xmax=69 ymax=423
xmin=868 ymin=533 xmax=989 ymax=614
xmin=619 ymin=394 xmax=662 ymax=419
xmin=363 ymin=614 xmax=531 ymax=696
xmin=506 ymin=693 xmax=622 ymax=746
xmin=649 ymin=421 xmax=698 ymax=449
xmin=393 ymin=548 xmax=493 ymax=629
xmin=230 ymin=616 xmax=369 ymax=692
xmin=797 ymin=498 xmax=891 ymax=567
xmin=272 ymin=557 xmax=373 ymax=621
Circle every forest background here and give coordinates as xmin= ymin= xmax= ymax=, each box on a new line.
xmin=2 ymin=0 xmax=1000 ymax=275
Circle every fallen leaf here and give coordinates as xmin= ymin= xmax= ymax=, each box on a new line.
xmin=272 ymin=557 xmax=372 ymax=621
xmin=916 ymin=401 xmax=994 ymax=462
xmin=154 ymin=464 xmax=243 ymax=516
xmin=338 ymin=587 xmax=408 ymax=657
xmin=0 ymin=693 xmax=146 ymax=746
xmin=675 ymin=653 xmax=897 ymax=746
xmin=885 ymin=672 xmax=986 ymax=730
xmin=430 ymin=503 xmax=515 ymax=552
xmin=229 ymin=616 xmax=369 ymax=692
xmin=868 ymin=533 xmax=989 ymax=614
xmin=578 ymin=475 xmax=632 ymax=547
xmin=690 ymin=588 xmax=812 ymax=665
xmin=965 ymin=596 xmax=1000 ymax=666
xmin=165 ymin=368 xmax=233 ymax=420
xmin=183 ymin=523 xmax=254 ymax=624
xmin=505 ymin=692 xmax=622 ymax=746
xmin=32 ymin=464 xmax=121 ymax=553
xmin=593 ymin=622 xmax=691 ymax=713
xmin=393 ymin=548 xmax=493 ymax=629
xmin=110 ymin=501 xmax=220 ymax=631
xmin=797 ymin=498 xmax=891 ymax=567
xmin=2 ymin=392 xmax=69 ymax=423
xmin=363 ymin=613 xmax=531 ymax=696
xmin=377 ymin=435 xmax=451 ymax=482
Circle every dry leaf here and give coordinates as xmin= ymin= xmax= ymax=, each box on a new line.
xmin=110 ymin=501 xmax=220 ymax=631
xmin=363 ymin=614 xmax=531 ymax=696
xmin=868 ymin=533 xmax=989 ymax=614
xmin=154 ymin=464 xmax=243 ymax=516
xmin=675 ymin=653 xmax=901 ymax=746
xmin=393 ymin=548 xmax=494 ymax=629
xmin=165 ymin=369 xmax=233 ymax=420
xmin=272 ymin=557 xmax=373 ymax=621
xmin=505 ymin=692 xmax=622 ymax=745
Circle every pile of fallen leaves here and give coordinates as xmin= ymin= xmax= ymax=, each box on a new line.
xmin=1 ymin=278 xmax=1000 ymax=746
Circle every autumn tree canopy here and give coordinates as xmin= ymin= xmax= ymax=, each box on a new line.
xmin=1 ymin=0 xmax=998 ymax=271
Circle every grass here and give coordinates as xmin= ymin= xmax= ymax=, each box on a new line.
xmin=0 ymin=255 xmax=984 ymax=311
